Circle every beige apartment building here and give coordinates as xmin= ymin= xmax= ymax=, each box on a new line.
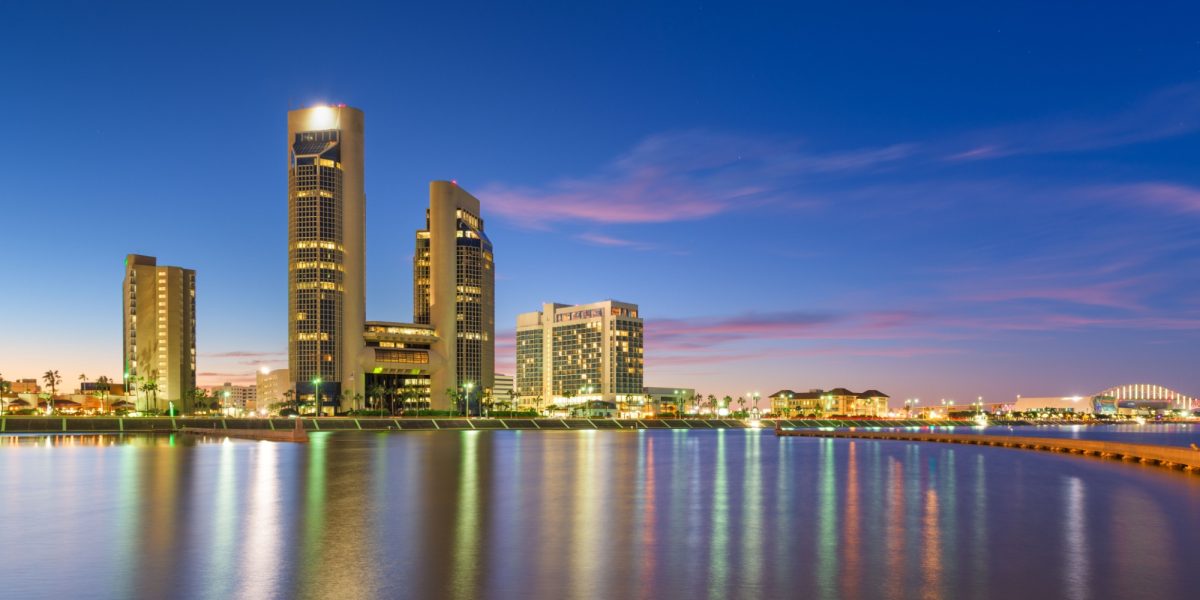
xmin=287 ymin=105 xmax=366 ymax=411
xmin=516 ymin=301 xmax=643 ymax=406
xmin=255 ymin=367 xmax=291 ymax=411
xmin=123 ymin=254 xmax=196 ymax=412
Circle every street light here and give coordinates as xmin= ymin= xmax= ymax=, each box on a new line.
xmin=312 ymin=377 xmax=322 ymax=417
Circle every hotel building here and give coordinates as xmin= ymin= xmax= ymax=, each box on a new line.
xmin=414 ymin=181 xmax=495 ymax=411
xmin=516 ymin=301 xmax=643 ymax=405
xmin=769 ymin=388 xmax=890 ymax=417
xmin=122 ymin=254 xmax=196 ymax=412
xmin=287 ymin=105 xmax=366 ymax=410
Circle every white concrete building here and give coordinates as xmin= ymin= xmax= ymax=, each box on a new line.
xmin=516 ymin=301 xmax=643 ymax=405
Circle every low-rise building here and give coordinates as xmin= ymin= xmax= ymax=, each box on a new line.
xmin=10 ymin=379 xmax=40 ymax=394
xmin=769 ymin=388 xmax=890 ymax=417
xmin=1015 ymin=383 xmax=1196 ymax=416
xmin=493 ymin=373 xmax=514 ymax=406
xmin=642 ymin=387 xmax=695 ymax=416
xmin=214 ymin=383 xmax=256 ymax=413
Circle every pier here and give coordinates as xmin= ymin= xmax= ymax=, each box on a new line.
xmin=775 ymin=427 xmax=1200 ymax=472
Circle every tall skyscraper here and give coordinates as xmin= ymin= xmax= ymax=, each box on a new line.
xmin=287 ymin=105 xmax=366 ymax=411
xmin=122 ymin=254 xmax=196 ymax=412
xmin=516 ymin=300 xmax=644 ymax=405
xmin=414 ymin=181 xmax=495 ymax=411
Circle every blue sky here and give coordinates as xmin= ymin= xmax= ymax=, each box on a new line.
xmin=2 ymin=1 xmax=1198 ymax=404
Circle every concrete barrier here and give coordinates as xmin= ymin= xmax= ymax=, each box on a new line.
xmin=181 ymin=422 xmax=308 ymax=443
xmin=774 ymin=428 xmax=1200 ymax=472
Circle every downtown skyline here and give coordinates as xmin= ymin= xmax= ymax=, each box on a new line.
xmin=2 ymin=2 xmax=1199 ymax=405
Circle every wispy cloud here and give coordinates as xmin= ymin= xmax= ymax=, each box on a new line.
xmin=576 ymin=232 xmax=656 ymax=250
xmin=957 ymin=278 xmax=1152 ymax=312
xmin=1088 ymin=182 xmax=1200 ymax=216
xmin=945 ymin=83 xmax=1200 ymax=160
xmin=482 ymin=130 xmax=911 ymax=227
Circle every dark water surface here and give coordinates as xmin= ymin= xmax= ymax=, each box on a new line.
xmin=2 ymin=430 xmax=1199 ymax=599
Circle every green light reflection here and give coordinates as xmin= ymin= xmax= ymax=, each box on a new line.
xmin=707 ymin=429 xmax=728 ymax=599
xmin=452 ymin=431 xmax=480 ymax=598
xmin=816 ymin=438 xmax=837 ymax=600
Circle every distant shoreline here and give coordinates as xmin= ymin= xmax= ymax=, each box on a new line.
xmin=0 ymin=415 xmax=1193 ymax=436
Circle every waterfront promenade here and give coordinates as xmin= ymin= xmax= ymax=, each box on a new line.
xmin=776 ymin=427 xmax=1200 ymax=472
xmin=1 ymin=415 xmax=760 ymax=434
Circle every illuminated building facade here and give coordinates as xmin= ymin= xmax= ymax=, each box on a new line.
xmin=1014 ymin=383 xmax=1196 ymax=415
xmin=516 ymin=301 xmax=643 ymax=405
xmin=287 ymin=105 xmax=366 ymax=410
xmin=213 ymin=382 xmax=256 ymax=412
xmin=414 ymin=181 xmax=494 ymax=411
xmin=255 ymin=367 xmax=291 ymax=411
xmin=360 ymin=321 xmax=439 ymax=412
xmin=769 ymin=388 xmax=890 ymax=417
xmin=122 ymin=254 xmax=196 ymax=412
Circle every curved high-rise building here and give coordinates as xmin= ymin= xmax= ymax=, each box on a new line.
xmin=287 ymin=105 xmax=365 ymax=411
xmin=415 ymin=181 xmax=495 ymax=412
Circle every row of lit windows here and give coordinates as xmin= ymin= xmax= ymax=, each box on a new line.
xmin=294 ymin=282 xmax=344 ymax=291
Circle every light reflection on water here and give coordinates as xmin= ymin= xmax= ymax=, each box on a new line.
xmin=2 ymin=430 xmax=1200 ymax=600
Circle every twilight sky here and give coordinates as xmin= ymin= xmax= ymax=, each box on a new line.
xmin=2 ymin=1 xmax=1198 ymax=404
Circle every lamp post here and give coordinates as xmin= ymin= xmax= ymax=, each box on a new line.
xmin=464 ymin=382 xmax=474 ymax=417
xmin=312 ymin=377 xmax=322 ymax=417
xmin=223 ymin=390 xmax=230 ymax=416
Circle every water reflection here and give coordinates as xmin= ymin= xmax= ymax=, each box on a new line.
xmin=2 ymin=431 xmax=1200 ymax=600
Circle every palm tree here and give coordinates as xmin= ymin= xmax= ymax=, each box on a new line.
xmin=369 ymin=384 xmax=387 ymax=413
xmin=283 ymin=389 xmax=295 ymax=414
xmin=562 ymin=390 xmax=575 ymax=416
xmin=127 ymin=374 xmax=142 ymax=408
xmin=190 ymin=387 xmax=209 ymax=414
xmin=95 ymin=375 xmax=112 ymax=413
xmin=706 ymin=394 xmax=717 ymax=415
xmin=734 ymin=395 xmax=744 ymax=417
xmin=42 ymin=370 xmax=62 ymax=415
xmin=0 ymin=373 xmax=8 ymax=414
xmin=141 ymin=380 xmax=159 ymax=413
xmin=444 ymin=387 xmax=461 ymax=416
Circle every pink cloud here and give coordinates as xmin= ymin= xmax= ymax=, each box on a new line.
xmin=647 ymin=345 xmax=959 ymax=368
xmin=576 ymin=233 xmax=655 ymax=250
xmin=1090 ymin=182 xmax=1200 ymax=215
xmin=959 ymin=278 xmax=1151 ymax=311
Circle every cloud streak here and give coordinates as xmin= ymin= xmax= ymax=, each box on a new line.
xmin=576 ymin=232 xmax=656 ymax=250
xmin=944 ymin=83 xmax=1200 ymax=160
xmin=483 ymin=130 xmax=910 ymax=227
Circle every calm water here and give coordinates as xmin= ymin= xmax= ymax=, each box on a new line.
xmin=3 ymin=430 xmax=1200 ymax=599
